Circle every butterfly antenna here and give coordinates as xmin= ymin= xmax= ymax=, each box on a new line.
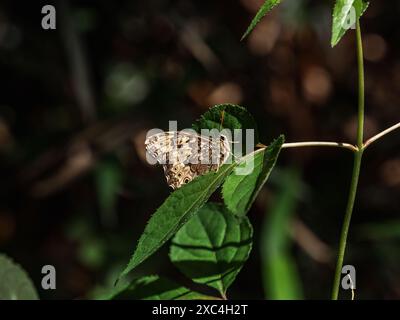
xmin=219 ymin=110 xmax=225 ymax=132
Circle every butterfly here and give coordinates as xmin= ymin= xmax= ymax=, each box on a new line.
xmin=145 ymin=131 xmax=231 ymax=190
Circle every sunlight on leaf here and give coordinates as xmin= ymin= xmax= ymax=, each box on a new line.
xmin=331 ymin=0 xmax=369 ymax=47
xmin=222 ymin=135 xmax=284 ymax=217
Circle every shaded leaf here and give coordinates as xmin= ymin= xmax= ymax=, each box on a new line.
xmin=222 ymin=135 xmax=284 ymax=217
xmin=192 ymin=104 xmax=259 ymax=149
xmin=0 ymin=254 xmax=39 ymax=300
xmin=331 ymin=0 xmax=369 ymax=47
xmin=260 ymin=169 xmax=303 ymax=299
xmin=241 ymin=0 xmax=283 ymax=40
xmin=119 ymin=163 xmax=237 ymax=279
xmin=105 ymin=275 xmax=214 ymax=300
xmin=170 ymin=203 xmax=253 ymax=298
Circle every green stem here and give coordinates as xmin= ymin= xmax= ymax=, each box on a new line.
xmin=331 ymin=151 xmax=362 ymax=299
xmin=331 ymin=20 xmax=365 ymax=300
xmin=356 ymin=21 xmax=365 ymax=148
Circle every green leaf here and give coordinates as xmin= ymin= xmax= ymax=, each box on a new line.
xmin=119 ymin=163 xmax=237 ymax=279
xmin=192 ymin=104 xmax=259 ymax=148
xmin=331 ymin=0 xmax=369 ymax=47
xmin=260 ymin=169 xmax=303 ymax=299
xmin=222 ymin=135 xmax=284 ymax=217
xmin=0 ymin=254 xmax=39 ymax=300
xmin=241 ymin=0 xmax=284 ymax=40
xmin=105 ymin=275 xmax=215 ymax=300
xmin=170 ymin=203 xmax=253 ymax=298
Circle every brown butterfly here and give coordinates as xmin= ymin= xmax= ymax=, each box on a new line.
xmin=145 ymin=131 xmax=231 ymax=189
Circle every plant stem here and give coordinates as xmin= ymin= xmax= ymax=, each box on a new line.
xmin=257 ymin=141 xmax=358 ymax=152
xmin=331 ymin=20 xmax=365 ymax=300
xmin=331 ymin=151 xmax=362 ymax=299
xmin=282 ymin=141 xmax=357 ymax=152
xmin=363 ymin=121 xmax=400 ymax=149
xmin=356 ymin=22 xmax=365 ymax=148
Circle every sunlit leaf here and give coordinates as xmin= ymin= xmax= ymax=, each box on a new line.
xmin=222 ymin=135 xmax=284 ymax=217
xmin=331 ymin=0 xmax=369 ymax=47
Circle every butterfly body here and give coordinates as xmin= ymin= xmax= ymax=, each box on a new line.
xmin=145 ymin=131 xmax=230 ymax=189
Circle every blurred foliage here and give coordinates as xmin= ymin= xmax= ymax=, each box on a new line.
xmin=261 ymin=168 xmax=303 ymax=299
xmin=0 ymin=254 xmax=39 ymax=299
xmin=0 ymin=0 xmax=399 ymax=299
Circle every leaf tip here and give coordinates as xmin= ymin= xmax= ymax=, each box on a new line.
xmin=240 ymin=31 xmax=249 ymax=42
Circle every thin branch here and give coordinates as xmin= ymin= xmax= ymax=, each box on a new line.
xmin=363 ymin=121 xmax=400 ymax=149
xmin=257 ymin=141 xmax=357 ymax=152
xmin=282 ymin=141 xmax=357 ymax=152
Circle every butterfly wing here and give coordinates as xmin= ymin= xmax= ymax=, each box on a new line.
xmin=162 ymin=163 xmax=194 ymax=190
xmin=145 ymin=131 xmax=197 ymax=164
xmin=177 ymin=131 xmax=231 ymax=165
xmin=145 ymin=131 xmax=231 ymax=189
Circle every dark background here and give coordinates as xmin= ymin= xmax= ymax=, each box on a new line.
xmin=0 ymin=0 xmax=399 ymax=299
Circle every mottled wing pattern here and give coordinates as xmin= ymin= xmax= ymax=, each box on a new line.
xmin=145 ymin=131 xmax=193 ymax=165
xmin=145 ymin=131 xmax=230 ymax=190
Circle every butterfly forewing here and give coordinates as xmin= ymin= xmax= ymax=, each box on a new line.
xmin=145 ymin=131 xmax=231 ymax=189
